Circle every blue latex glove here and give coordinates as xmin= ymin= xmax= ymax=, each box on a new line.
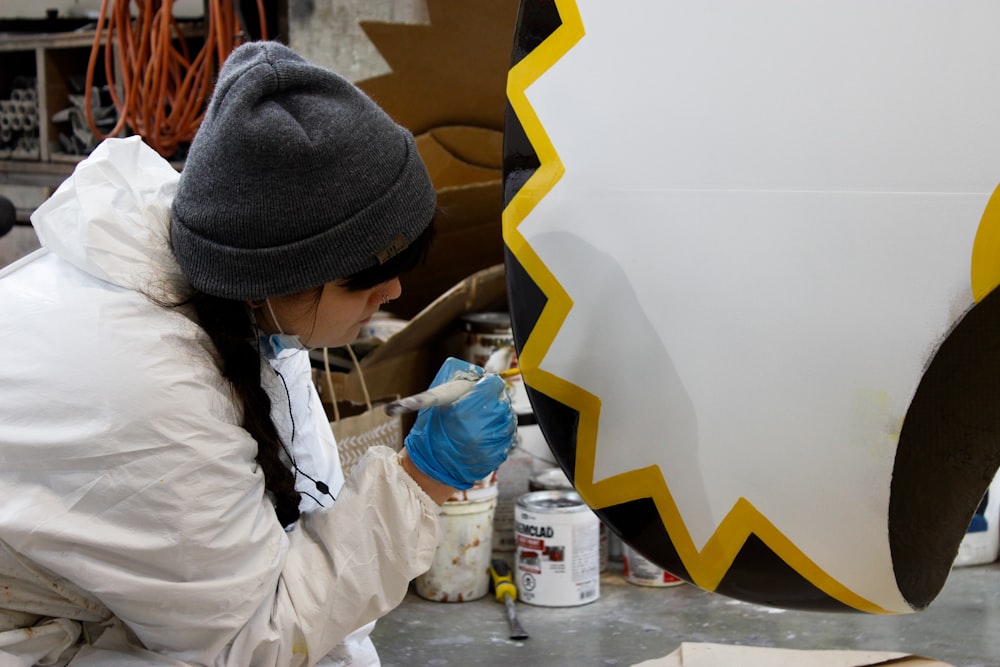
xmin=404 ymin=357 xmax=517 ymax=490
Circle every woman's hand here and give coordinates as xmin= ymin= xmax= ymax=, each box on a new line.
xmin=403 ymin=357 xmax=517 ymax=495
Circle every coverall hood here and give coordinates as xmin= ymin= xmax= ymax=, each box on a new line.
xmin=0 ymin=137 xmax=440 ymax=665
xmin=30 ymin=136 xmax=188 ymax=300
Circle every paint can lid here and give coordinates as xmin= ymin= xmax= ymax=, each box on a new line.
xmin=517 ymin=489 xmax=588 ymax=513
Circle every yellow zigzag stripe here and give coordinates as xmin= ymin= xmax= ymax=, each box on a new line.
xmin=972 ymin=184 xmax=1000 ymax=303
xmin=503 ymin=0 xmax=895 ymax=614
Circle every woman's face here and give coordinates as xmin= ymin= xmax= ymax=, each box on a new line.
xmin=261 ymin=277 xmax=402 ymax=348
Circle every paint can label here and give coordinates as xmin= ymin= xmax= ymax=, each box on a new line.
xmin=623 ymin=543 xmax=684 ymax=587
xmin=515 ymin=490 xmax=600 ymax=606
xmin=461 ymin=312 xmax=514 ymax=366
xmin=527 ymin=467 xmax=610 ymax=572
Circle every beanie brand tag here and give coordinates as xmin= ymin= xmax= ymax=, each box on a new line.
xmin=375 ymin=234 xmax=408 ymax=264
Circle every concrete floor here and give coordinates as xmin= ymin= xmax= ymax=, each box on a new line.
xmin=370 ymin=559 xmax=1000 ymax=667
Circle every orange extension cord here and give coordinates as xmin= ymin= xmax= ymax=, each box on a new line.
xmin=85 ymin=0 xmax=268 ymax=159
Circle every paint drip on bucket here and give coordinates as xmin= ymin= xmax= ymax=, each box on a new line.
xmin=415 ymin=481 xmax=498 ymax=602
xmin=515 ymin=490 xmax=600 ymax=607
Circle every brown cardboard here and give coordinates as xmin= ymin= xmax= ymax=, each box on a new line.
xmin=394 ymin=126 xmax=503 ymax=320
xmin=631 ymin=643 xmax=955 ymax=667
xmin=317 ymin=1 xmax=517 ymax=415
xmin=361 ymin=115 xmax=507 ymax=323
xmin=414 ymin=126 xmax=502 ymax=189
xmin=354 ymin=0 xmax=517 ymax=320
xmin=356 ymin=0 xmax=519 ymax=135
xmin=390 ymin=177 xmax=505 ymax=320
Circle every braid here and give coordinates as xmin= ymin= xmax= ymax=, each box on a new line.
xmin=169 ymin=220 xmax=438 ymax=527
xmin=190 ymin=292 xmax=302 ymax=527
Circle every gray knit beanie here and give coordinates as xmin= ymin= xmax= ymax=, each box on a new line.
xmin=171 ymin=41 xmax=436 ymax=300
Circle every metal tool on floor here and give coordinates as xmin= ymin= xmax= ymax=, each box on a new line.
xmin=488 ymin=558 xmax=529 ymax=640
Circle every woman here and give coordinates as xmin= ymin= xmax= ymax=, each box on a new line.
xmin=0 ymin=42 xmax=515 ymax=666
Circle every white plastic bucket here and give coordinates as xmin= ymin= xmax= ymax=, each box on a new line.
xmin=415 ymin=483 xmax=498 ymax=602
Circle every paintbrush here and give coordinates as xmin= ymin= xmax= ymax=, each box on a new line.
xmin=384 ymin=366 xmax=520 ymax=416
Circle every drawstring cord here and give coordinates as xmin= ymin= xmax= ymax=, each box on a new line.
xmin=251 ymin=306 xmax=335 ymax=508
xmin=272 ymin=367 xmax=335 ymax=506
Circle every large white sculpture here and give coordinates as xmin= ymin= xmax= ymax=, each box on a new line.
xmin=503 ymin=0 xmax=1000 ymax=613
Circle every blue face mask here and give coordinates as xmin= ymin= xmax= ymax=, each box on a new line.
xmin=260 ymin=331 xmax=308 ymax=359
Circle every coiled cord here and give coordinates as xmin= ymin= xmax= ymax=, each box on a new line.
xmin=85 ymin=0 xmax=268 ymax=159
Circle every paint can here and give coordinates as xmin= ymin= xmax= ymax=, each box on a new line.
xmin=622 ymin=543 xmax=685 ymax=587
xmin=528 ymin=467 xmax=610 ymax=572
xmin=414 ymin=483 xmax=498 ymax=602
xmin=460 ymin=312 xmax=531 ymax=414
xmin=515 ymin=490 xmax=601 ymax=606
xmin=461 ymin=312 xmax=513 ymax=364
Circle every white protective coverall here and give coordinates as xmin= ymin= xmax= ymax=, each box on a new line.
xmin=0 ymin=137 xmax=442 ymax=667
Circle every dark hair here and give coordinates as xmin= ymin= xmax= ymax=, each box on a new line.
xmin=189 ymin=220 xmax=435 ymax=527
xmin=340 ymin=223 xmax=437 ymax=292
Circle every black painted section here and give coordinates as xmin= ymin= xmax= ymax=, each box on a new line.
xmin=714 ymin=535 xmax=854 ymax=613
xmin=600 ymin=498 xmax=853 ymax=612
xmin=504 ymin=246 xmax=546 ymax=356
xmin=503 ymin=0 xmax=559 ymax=207
xmin=510 ymin=0 xmax=563 ymax=67
xmin=525 ymin=384 xmax=579 ymax=477
xmin=891 ymin=286 xmax=1000 ymax=609
xmin=599 ymin=498 xmax=691 ymax=583
xmin=503 ymin=0 xmax=561 ymax=467
xmin=502 ymin=107 xmax=541 ymax=207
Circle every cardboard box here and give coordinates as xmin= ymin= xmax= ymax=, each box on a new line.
xmin=632 ymin=643 xmax=954 ymax=667
xmin=354 ymin=0 xmax=518 ymax=320
xmin=393 ymin=126 xmax=504 ymax=320
xmin=356 ymin=0 xmax=518 ymax=136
